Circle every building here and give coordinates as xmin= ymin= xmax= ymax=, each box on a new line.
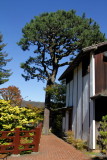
xmin=59 ymin=41 xmax=107 ymax=149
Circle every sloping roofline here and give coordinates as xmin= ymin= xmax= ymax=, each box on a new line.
xmin=59 ymin=41 xmax=107 ymax=80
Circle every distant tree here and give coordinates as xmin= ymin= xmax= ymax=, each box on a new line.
xmin=0 ymin=33 xmax=11 ymax=84
xmin=0 ymin=86 xmax=22 ymax=106
xmin=18 ymin=10 xmax=106 ymax=134
xmin=45 ymin=81 xmax=66 ymax=137
xmin=45 ymin=80 xmax=66 ymax=110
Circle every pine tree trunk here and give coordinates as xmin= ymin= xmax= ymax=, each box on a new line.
xmin=43 ymin=79 xmax=53 ymax=135
xmin=43 ymin=108 xmax=50 ymax=134
xmin=43 ymin=67 xmax=58 ymax=134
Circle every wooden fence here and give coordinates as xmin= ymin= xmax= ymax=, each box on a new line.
xmin=0 ymin=123 xmax=42 ymax=154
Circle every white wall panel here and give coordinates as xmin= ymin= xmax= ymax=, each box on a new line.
xmin=66 ymin=83 xmax=69 ymax=107
xmin=90 ymin=53 xmax=95 ymax=97
xmin=65 ymin=111 xmax=69 ymax=131
xmin=89 ymin=52 xmax=95 ymax=149
xmin=82 ymin=74 xmax=89 ymax=141
xmin=89 ymin=100 xmax=95 ymax=149
xmin=69 ymin=80 xmax=73 ymax=106
xmin=72 ymin=68 xmax=77 ymax=137
xmin=76 ymin=63 xmax=82 ymax=139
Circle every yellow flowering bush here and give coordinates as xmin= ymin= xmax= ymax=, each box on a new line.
xmin=0 ymin=100 xmax=43 ymax=131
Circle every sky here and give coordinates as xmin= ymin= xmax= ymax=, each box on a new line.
xmin=0 ymin=0 xmax=107 ymax=102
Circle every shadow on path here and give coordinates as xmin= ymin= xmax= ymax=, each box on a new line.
xmin=91 ymin=157 xmax=107 ymax=160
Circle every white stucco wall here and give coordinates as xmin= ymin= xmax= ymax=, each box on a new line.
xmin=65 ymin=111 xmax=69 ymax=131
xmin=89 ymin=52 xmax=95 ymax=149
xmin=72 ymin=68 xmax=78 ymax=137
xmin=76 ymin=63 xmax=82 ymax=139
xmin=82 ymin=74 xmax=89 ymax=141
xmin=64 ymin=53 xmax=95 ymax=149
xmin=66 ymin=83 xmax=69 ymax=107
xmin=69 ymin=80 xmax=73 ymax=107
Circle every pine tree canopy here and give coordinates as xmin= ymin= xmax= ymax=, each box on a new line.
xmin=18 ymin=10 xmax=106 ymax=83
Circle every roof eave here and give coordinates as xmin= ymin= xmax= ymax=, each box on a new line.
xmin=59 ymin=41 xmax=107 ymax=80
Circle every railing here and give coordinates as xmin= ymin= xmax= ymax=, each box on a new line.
xmin=0 ymin=123 xmax=42 ymax=154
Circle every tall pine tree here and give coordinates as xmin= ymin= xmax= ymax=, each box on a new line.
xmin=18 ymin=10 xmax=106 ymax=134
xmin=0 ymin=33 xmax=11 ymax=85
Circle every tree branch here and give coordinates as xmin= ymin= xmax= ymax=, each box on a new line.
xmin=58 ymin=61 xmax=71 ymax=67
xmin=32 ymin=74 xmax=48 ymax=80
xmin=37 ymin=43 xmax=50 ymax=78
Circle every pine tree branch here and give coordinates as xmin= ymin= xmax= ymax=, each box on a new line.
xmin=58 ymin=61 xmax=70 ymax=67
xmin=32 ymin=74 xmax=48 ymax=80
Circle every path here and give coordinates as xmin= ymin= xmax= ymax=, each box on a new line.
xmin=8 ymin=134 xmax=91 ymax=160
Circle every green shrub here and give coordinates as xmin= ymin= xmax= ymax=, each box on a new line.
xmin=74 ymin=139 xmax=86 ymax=150
xmin=64 ymin=130 xmax=87 ymax=150
xmin=65 ymin=130 xmax=75 ymax=145
xmin=0 ymin=99 xmax=43 ymax=131
xmin=20 ymin=137 xmax=33 ymax=144
xmin=97 ymin=115 xmax=107 ymax=154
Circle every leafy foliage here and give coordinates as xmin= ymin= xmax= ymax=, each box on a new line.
xmin=0 ymin=86 xmax=22 ymax=106
xmin=65 ymin=130 xmax=87 ymax=150
xmin=97 ymin=115 xmax=107 ymax=154
xmin=0 ymin=33 xmax=11 ymax=84
xmin=0 ymin=99 xmax=43 ymax=131
xmin=18 ymin=10 xmax=106 ymax=83
xmin=45 ymin=81 xmax=66 ymax=136
xmin=45 ymin=80 xmax=66 ymax=110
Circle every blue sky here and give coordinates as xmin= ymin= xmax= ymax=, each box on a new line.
xmin=0 ymin=0 xmax=107 ymax=102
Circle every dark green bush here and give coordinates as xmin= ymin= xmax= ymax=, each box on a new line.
xmin=97 ymin=115 xmax=107 ymax=154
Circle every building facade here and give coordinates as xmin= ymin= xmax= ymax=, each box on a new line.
xmin=59 ymin=42 xmax=107 ymax=149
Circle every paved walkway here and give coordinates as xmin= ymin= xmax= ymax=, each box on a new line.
xmin=8 ymin=134 xmax=91 ymax=160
